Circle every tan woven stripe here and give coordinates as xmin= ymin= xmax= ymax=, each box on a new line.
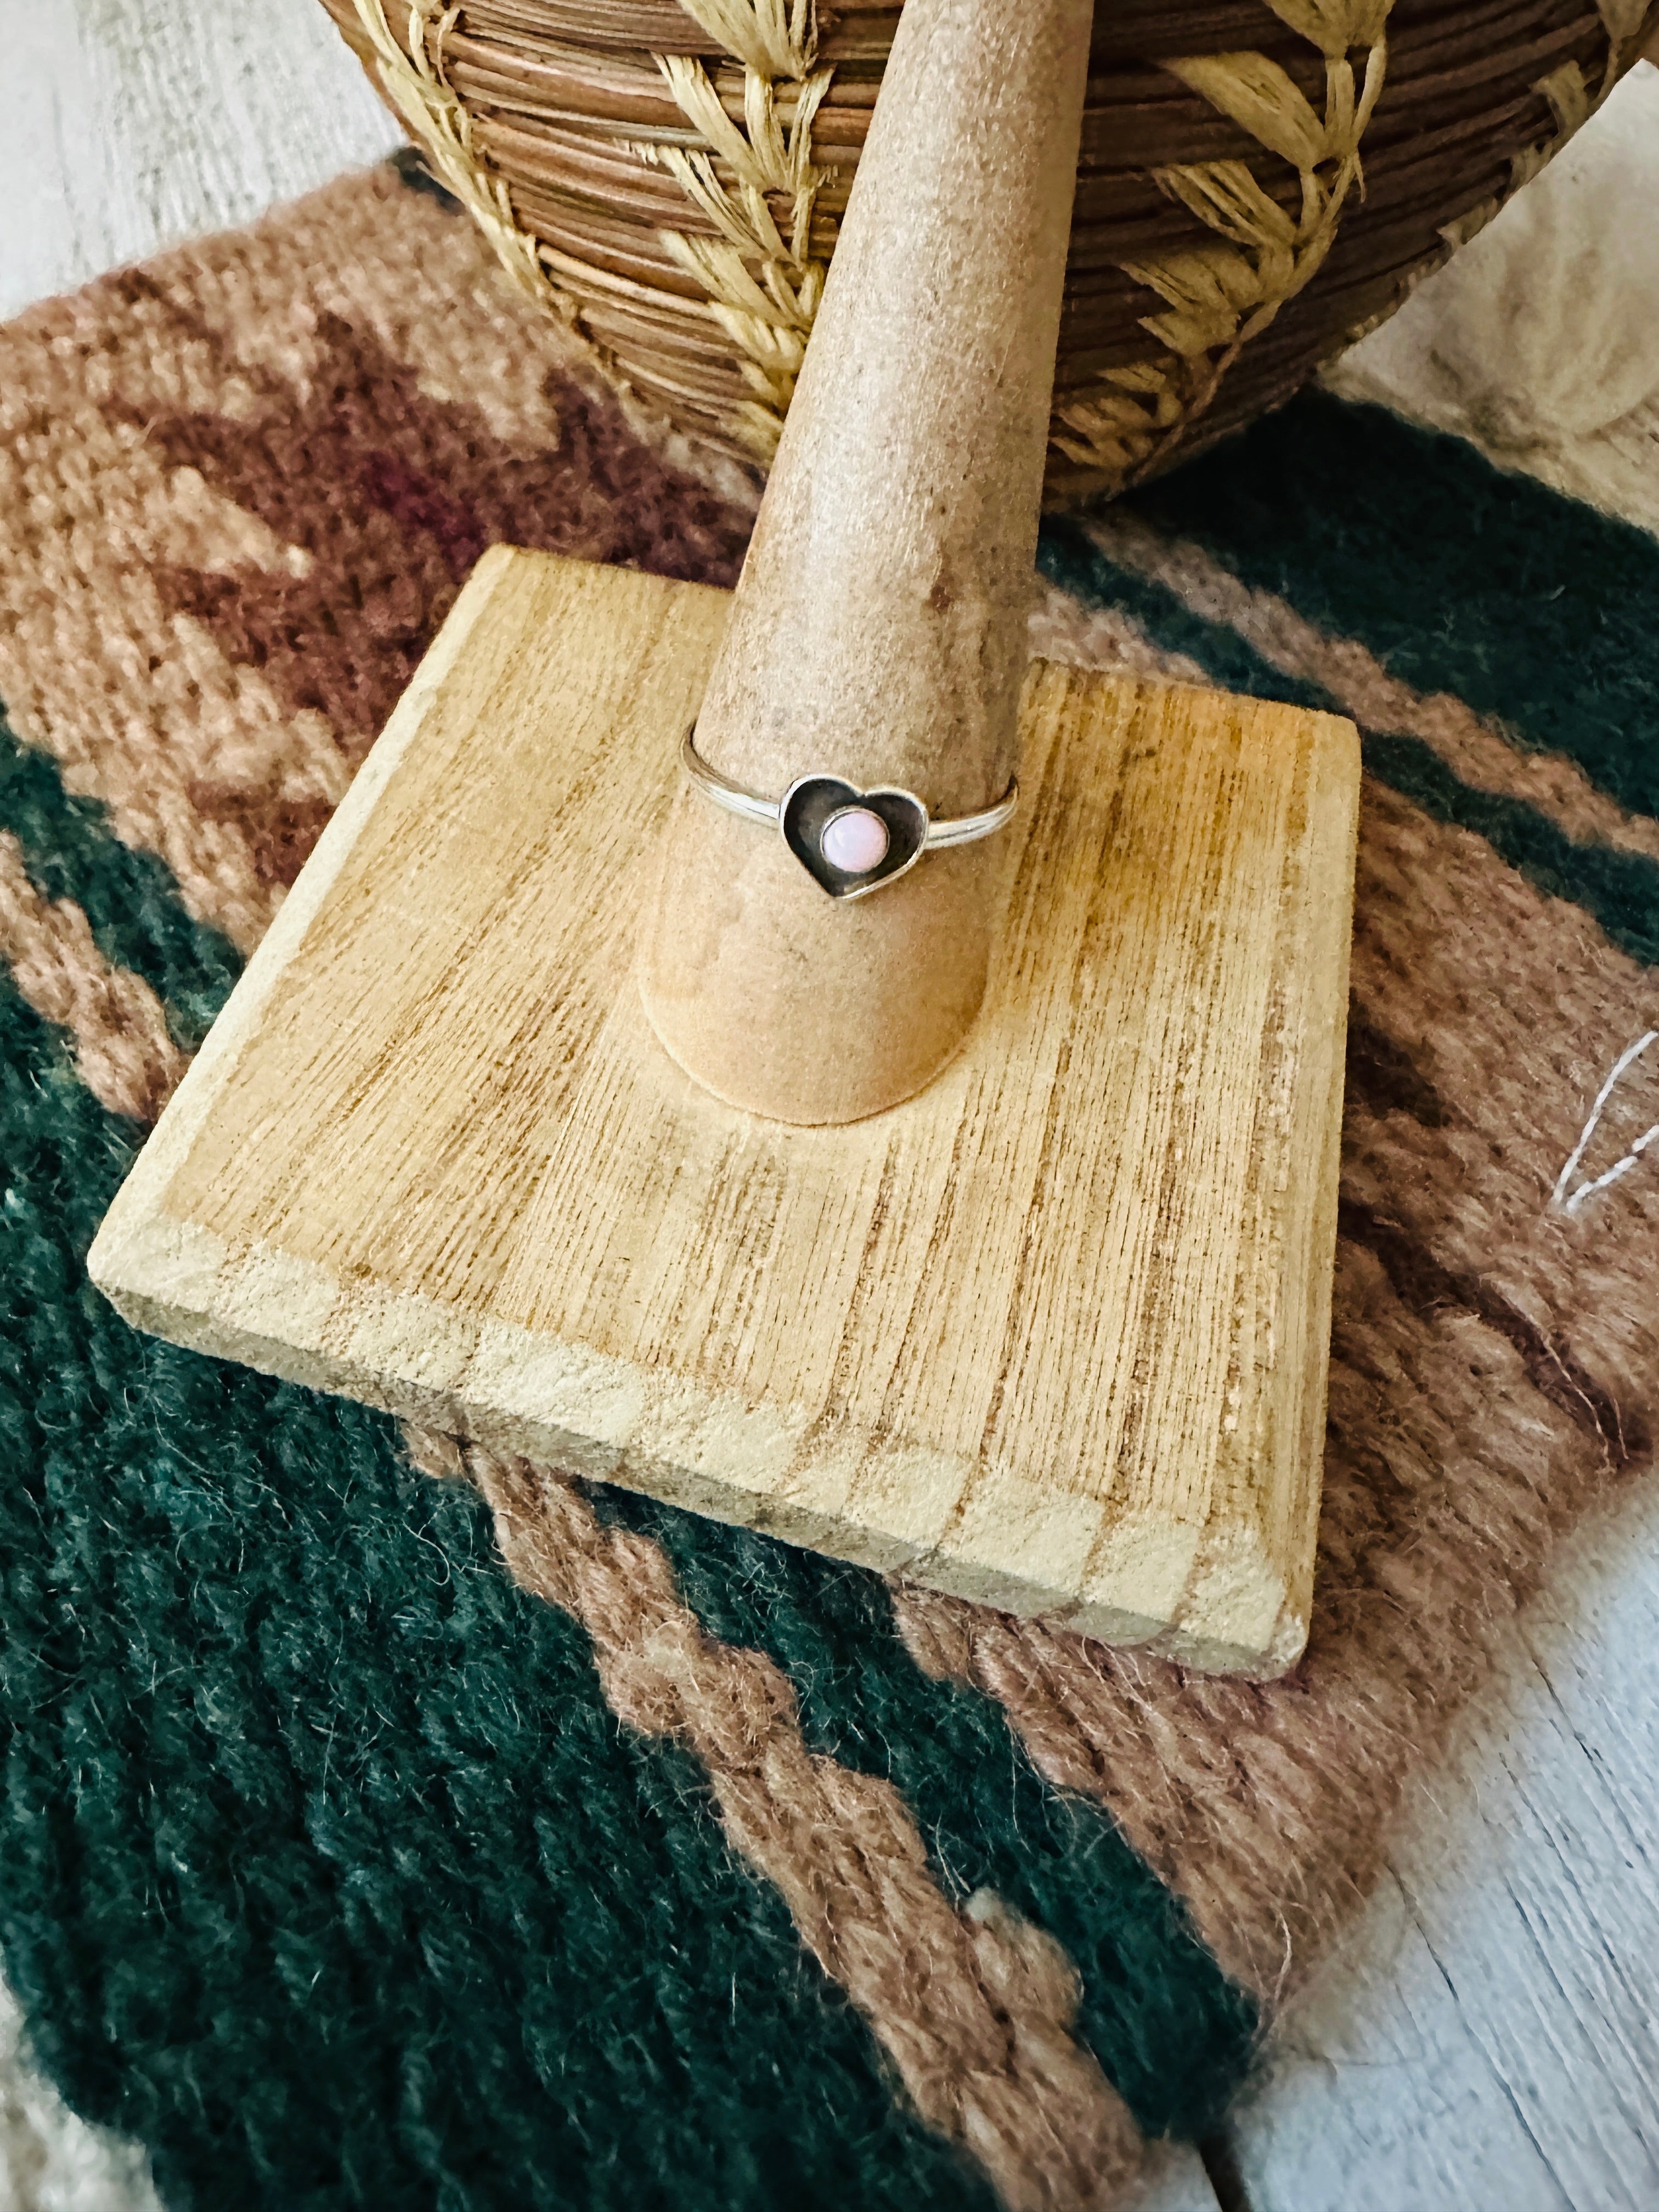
xmin=1088 ymin=509 xmax=1659 ymax=864
xmin=0 ymin=833 xmax=185 ymax=1123
xmin=1025 ymin=579 xmax=1207 ymax=689
xmin=897 ymin=775 xmax=1659 ymax=2001
xmin=409 ymin=1434 xmax=1141 ymax=2212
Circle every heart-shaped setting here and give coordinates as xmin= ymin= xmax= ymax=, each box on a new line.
xmin=779 ymin=777 xmax=929 ymax=900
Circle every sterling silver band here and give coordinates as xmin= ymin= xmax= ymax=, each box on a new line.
xmin=678 ymin=730 xmax=1019 ymax=848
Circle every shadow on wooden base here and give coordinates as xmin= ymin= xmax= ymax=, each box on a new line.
xmin=88 ymin=546 xmax=1359 ymax=1677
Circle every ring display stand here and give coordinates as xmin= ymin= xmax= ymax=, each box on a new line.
xmin=90 ymin=0 xmax=1361 ymax=1678
xmin=89 ymin=546 xmax=1357 ymax=1676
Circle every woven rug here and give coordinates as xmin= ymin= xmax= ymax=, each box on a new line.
xmin=1 ymin=156 xmax=1656 ymax=2212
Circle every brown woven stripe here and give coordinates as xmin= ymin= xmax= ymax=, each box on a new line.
xmin=0 ymin=385 xmax=347 ymax=953
xmin=0 ymin=168 xmax=749 ymax=950
xmin=410 ymin=1434 xmax=1142 ymax=2212
xmin=896 ymin=772 xmax=1659 ymax=1999
xmin=1088 ymin=508 xmax=1659 ymax=864
xmin=0 ymin=834 xmax=184 ymax=1122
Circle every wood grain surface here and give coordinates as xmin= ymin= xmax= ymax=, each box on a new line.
xmin=1235 ymin=1469 xmax=1659 ymax=2212
xmin=0 ymin=0 xmax=398 ymax=321
xmin=89 ymin=545 xmax=1358 ymax=1677
xmin=10 ymin=10 xmax=1659 ymax=2203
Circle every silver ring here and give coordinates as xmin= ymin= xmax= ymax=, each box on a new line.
xmin=679 ymin=727 xmax=1018 ymax=901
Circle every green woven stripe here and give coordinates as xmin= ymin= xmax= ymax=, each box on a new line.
xmin=0 ymin=978 xmax=1001 ymax=2212
xmin=1038 ymin=518 xmax=1659 ymax=969
xmin=1361 ymin=732 xmax=1659 ymax=966
xmin=0 ymin=712 xmax=240 ymax=1048
xmin=1038 ymin=515 xmax=1334 ymax=720
xmin=1128 ymin=391 xmax=1659 ymax=820
xmin=595 ymin=1492 xmax=1260 ymax=2142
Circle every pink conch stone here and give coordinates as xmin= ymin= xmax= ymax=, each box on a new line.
xmin=821 ymin=806 xmax=890 ymax=875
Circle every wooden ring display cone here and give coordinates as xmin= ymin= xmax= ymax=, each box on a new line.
xmin=639 ymin=0 xmax=1090 ymax=1124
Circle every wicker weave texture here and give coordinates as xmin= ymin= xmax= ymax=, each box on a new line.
xmin=318 ymin=0 xmax=1656 ymax=499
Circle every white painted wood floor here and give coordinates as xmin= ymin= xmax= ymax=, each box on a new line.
xmin=2 ymin=8 xmax=1656 ymax=2209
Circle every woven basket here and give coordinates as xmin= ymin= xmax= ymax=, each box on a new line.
xmin=320 ymin=0 xmax=1654 ymax=500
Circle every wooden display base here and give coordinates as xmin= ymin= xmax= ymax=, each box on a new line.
xmin=89 ymin=548 xmax=1359 ymax=1677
